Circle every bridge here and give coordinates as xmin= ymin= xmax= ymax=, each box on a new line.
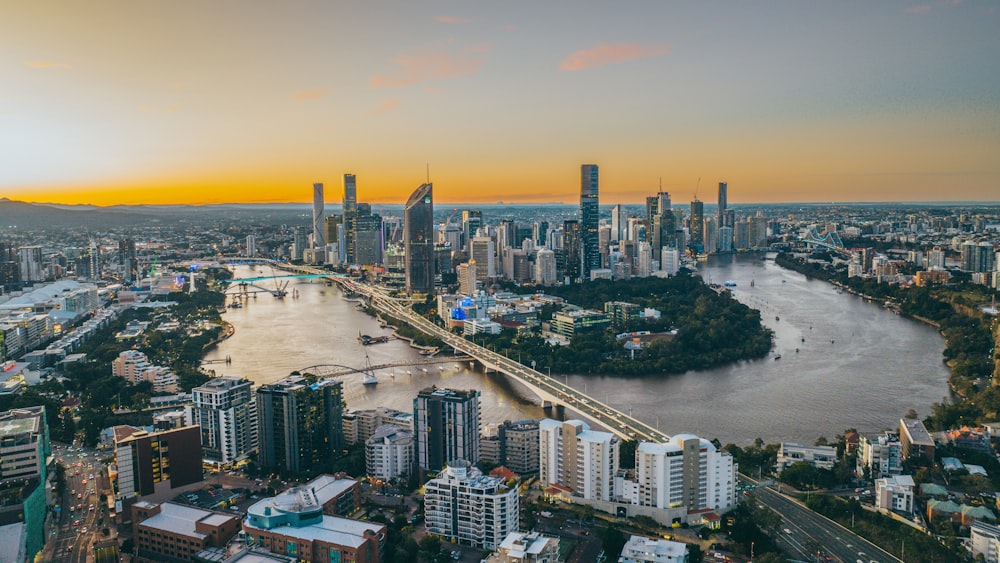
xmin=298 ymin=355 xmax=472 ymax=380
xmin=802 ymin=228 xmax=845 ymax=251
xmin=320 ymin=274 xmax=668 ymax=442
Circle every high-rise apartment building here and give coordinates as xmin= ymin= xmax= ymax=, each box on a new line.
xmin=414 ymin=387 xmax=481 ymax=472
xmin=18 ymin=246 xmax=43 ymax=283
xmin=365 ymin=425 xmax=414 ymax=482
xmin=539 ymin=419 xmax=618 ymax=501
xmin=631 ymin=434 xmax=737 ymax=516
xmin=423 ymin=460 xmax=519 ymax=549
xmin=256 ymin=376 xmax=344 ymax=473
xmin=312 ymin=183 xmax=325 ymax=248
xmin=404 ymin=183 xmax=435 ymax=294
xmin=245 ymin=234 xmax=256 ymax=257
xmin=190 ymin=377 xmax=258 ymax=466
xmin=534 ymin=248 xmax=557 ymax=286
xmin=580 ymin=164 xmax=600 ymax=279
xmin=717 ymin=182 xmax=728 ymax=224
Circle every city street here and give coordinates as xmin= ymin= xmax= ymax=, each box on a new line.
xmin=44 ymin=443 xmax=118 ymax=563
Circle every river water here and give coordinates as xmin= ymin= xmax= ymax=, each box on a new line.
xmin=203 ymin=257 xmax=950 ymax=444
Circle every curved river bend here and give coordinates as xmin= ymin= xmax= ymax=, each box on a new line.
xmin=204 ymin=257 xmax=949 ymax=444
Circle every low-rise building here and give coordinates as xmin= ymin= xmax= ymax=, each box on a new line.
xmin=874 ymin=475 xmax=915 ymax=514
xmin=618 ymin=535 xmax=688 ymax=563
xmin=550 ymin=309 xmax=610 ymax=338
xmin=243 ymin=483 xmax=384 ymax=563
xmin=857 ymin=432 xmax=902 ymax=479
xmin=132 ymin=501 xmax=241 ymax=563
xmin=486 ymin=531 xmax=560 ymax=563
xmin=775 ymin=443 xmax=837 ymax=471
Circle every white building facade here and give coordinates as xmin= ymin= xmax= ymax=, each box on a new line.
xmin=190 ymin=376 xmax=258 ymax=465
xmin=365 ymin=424 xmax=413 ymax=482
xmin=424 ymin=461 xmax=518 ymax=549
xmin=539 ymin=419 xmax=618 ymax=501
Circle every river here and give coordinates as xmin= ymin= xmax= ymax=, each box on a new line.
xmin=203 ymin=257 xmax=950 ymax=444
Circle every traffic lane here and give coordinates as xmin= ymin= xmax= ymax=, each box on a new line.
xmin=755 ymin=487 xmax=897 ymax=563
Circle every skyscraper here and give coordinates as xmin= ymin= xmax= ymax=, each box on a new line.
xmin=404 ymin=183 xmax=434 ymax=294
xmin=717 ymin=181 xmax=728 ymax=225
xmin=562 ymin=219 xmax=582 ymax=282
xmin=611 ymin=204 xmax=626 ymax=242
xmin=462 ymin=209 xmax=483 ymax=253
xmin=343 ymin=174 xmax=357 ymax=263
xmin=689 ymin=199 xmax=704 ymax=251
xmin=118 ymin=238 xmax=137 ymax=283
xmin=413 ymin=387 xmax=480 ymax=472
xmin=580 ymin=164 xmax=600 ymax=280
xmin=256 ymin=376 xmax=344 ymax=473
xmin=312 ymin=183 xmax=325 ymax=248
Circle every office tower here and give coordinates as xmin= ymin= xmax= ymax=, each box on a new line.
xmin=718 ymin=226 xmax=733 ymax=253
xmin=470 ymin=237 xmax=496 ymax=281
xmin=457 ymin=261 xmax=477 ymax=295
xmin=0 ymin=242 xmax=20 ymax=292
xmin=498 ymin=219 xmax=517 ymax=252
xmin=413 ymin=387 xmax=481 ymax=472
xmin=312 ymin=183 xmax=326 ymax=248
xmin=113 ymin=425 xmax=203 ymax=501
xmin=365 ymin=425 xmax=414 ymax=481
xmin=539 ymin=419 xmax=618 ymax=501
xmin=645 ymin=191 xmax=671 ymax=224
xmin=190 ymin=377 xmax=258 ymax=466
xmin=353 ymin=204 xmax=384 ymax=265
xmin=652 ymin=203 xmax=677 ymax=256
xmin=245 ymin=234 xmax=256 ymax=257
xmin=749 ymin=216 xmax=768 ymax=249
xmin=717 ymin=181 xmax=728 ymax=225
xmin=343 ymin=174 xmax=357 ymax=262
xmin=118 ymin=237 xmax=138 ymax=282
xmin=631 ymin=434 xmax=737 ymax=515
xmin=734 ymin=220 xmax=750 ymax=250
xmin=661 ymin=248 xmax=680 ymax=276
xmin=423 ymin=460 xmax=519 ymax=549
xmin=404 ymin=183 xmax=435 ymax=294
xmin=462 ymin=209 xmax=483 ymax=252
xmin=703 ymin=216 xmax=719 ymax=254
xmin=611 ymin=204 xmax=626 ymax=242
xmin=533 ymin=220 xmax=549 ymax=246
xmin=256 ymin=376 xmax=344 ymax=473
xmin=688 ymin=200 xmax=704 ymax=250
xmin=0 ymin=406 xmax=50 ymax=561
xmin=324 ymin=214 xmax=343 ymax=263
xmin=562 ymin=219 xmax=582 ymax=282
xmin=580 ymin=164 xmax=601 ymax=279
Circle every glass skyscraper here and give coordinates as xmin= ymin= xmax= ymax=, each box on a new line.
xmin=404 ymin=183 xmax=434 ymax=294
xmin=580 ymin=164 xmax=600 ymax=280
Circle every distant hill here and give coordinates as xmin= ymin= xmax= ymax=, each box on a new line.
xmin=0 ymin=198 xmax=162 ymax=229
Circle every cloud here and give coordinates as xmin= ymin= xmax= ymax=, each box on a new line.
xmin=905 ymin=4 xmax=931 ymax=13
xmin=370 ymin=47 xmax=486 ymax=88
xmin=290 ymin=88 xmax=328 ymax=101
xmin=435 ymin=15 xmax=472 ymax=24
xmin=559 ymin=42 xmax=669 ymax=71
xmin=374 ymin=99 xmax=400 ymax=114
xmin=24 ymin=61 xmax=71 ymax=69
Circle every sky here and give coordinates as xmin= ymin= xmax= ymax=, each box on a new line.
xmin=2 ymin=1 xmax=999 ymax=206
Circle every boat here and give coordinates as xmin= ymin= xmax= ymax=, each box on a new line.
xmin=724 ymin=280 xmax=737 ymax=287
xmin=801 ymin=337 xmax=805 ymax=343
xmin=363 ymin=373 xmax=378 ymax=386
xmin=775 ymin=316 xmax=780 ymax=321
xmin=774 ymin=354 xmax=782 ymax=360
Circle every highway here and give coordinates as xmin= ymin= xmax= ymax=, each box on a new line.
xmin=331 ymin=275 xmax=670 ymax=443
xmin=45 ymin=443 xmax=118 ymax=563
xmin=751 ymin=484 xmax=901 ymax=563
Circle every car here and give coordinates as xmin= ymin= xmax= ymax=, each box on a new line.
xmin=783 ymin=528 xmax=792 ymax=534
xmin=67 ymin=546 xmax=73 ymax=552
xmin=81 ymin=527 xmax=87 ymax=533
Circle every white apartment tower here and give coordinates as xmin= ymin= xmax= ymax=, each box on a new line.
xmin=632 ymin=434 xmax=737 ymax=515
xmin=190 ymin=377 xmax=258 ymax=465
xmin=534 ymin=248 xmax=557 ymax=286
xmin=539 ymin=419 xmax=618 ymax=501
xmin=423 ymin=460 xmax=519 ymax=549
xmin=365 ymin=424 xmax=414 ymax=482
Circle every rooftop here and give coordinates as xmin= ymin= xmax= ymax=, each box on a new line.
xmin=138 ymin=502 xmax=238 ymax=539
xmin=244 ymin=509 xmax=382 ymax=549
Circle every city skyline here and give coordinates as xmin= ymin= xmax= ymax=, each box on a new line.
xmin=3 ymin=2 xmax=999 ymax=205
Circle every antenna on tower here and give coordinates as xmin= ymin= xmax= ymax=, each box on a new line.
xmin=426 ymin=163 xmax=430 ymax=185
xmin=694 ymin=177 xmax=701 ymax=200
xmin=659 ymin=177 xmax=662 ymax=192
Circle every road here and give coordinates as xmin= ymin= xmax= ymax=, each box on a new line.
xmin=752 ymin=485 xmax=901 ymax=563
xmin=45 ymin=444 xmax=118 ymax=563
xmin=321 ymin=273 xmax=671 ymax=443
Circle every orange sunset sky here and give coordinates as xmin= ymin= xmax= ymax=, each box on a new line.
xmin=3 ymin=1 xmax=999 ymax=206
